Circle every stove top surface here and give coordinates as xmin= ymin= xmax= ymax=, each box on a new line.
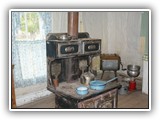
xmin=48 ymin=80 xmax=121 ymax=100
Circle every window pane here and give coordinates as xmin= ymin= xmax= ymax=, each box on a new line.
xmin=17 ymin=12 xmax=41 ymax=40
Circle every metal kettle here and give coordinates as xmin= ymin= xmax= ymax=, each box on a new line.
xmin=80 ymin=71 xmax=95 ymax=86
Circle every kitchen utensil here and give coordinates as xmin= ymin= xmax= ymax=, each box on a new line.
xmin=80 ymin=71 xmax=95 ymax=85
xmin=76 ymin=86 xmax=89 ymax=95
xmin=127 ymin=70 xmax=140 ymax=77
xmin=50 ymin=61 xmax=61 ymax=88
xmin=127 ymin=65 xmax=140 ymax=91
xmin=101 ymin=54 xmax=121 ymax=71
xmin=118 ymin=82 xmax=128 ymax=95
xmin=53 ymin=79 xmax=59 ymax=88
xmin=100 ymin=54 xmax=121 ymax=79
xmin=80 ymin=55 xmax=95 ymax=85
xmin=127 ymin=65 xmax=140 ymax=77
xmin=127 ymin=65 xmax=140 ymax=71
xmin=89 ymin=77 xmax=118 ymax=90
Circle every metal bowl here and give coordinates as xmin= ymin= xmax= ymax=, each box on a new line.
xmin=127 ymin=65 xmax=140 ymax=71
xmin=127 ymin=65 xmax=140 ymax=77
xmin=127 ymin=70 xmax=140 ymax=77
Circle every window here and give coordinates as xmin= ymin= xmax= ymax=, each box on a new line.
xmin=12 ymin=11 xmax=52 ymax=88
xmin=17 ymin=12 xmax=40 ymax=40
xmin=16 ymin=12 xmax=47 ymax=41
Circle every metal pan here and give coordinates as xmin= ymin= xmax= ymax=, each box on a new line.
xmin=89 ymin=77 xmax=118 ymax=90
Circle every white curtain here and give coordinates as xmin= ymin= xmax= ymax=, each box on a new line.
xmin=12 ymin=12 xmax=52 ymax=88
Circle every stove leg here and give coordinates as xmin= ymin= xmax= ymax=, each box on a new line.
xmin=55 ymin=95 xmax=60 ymax=108
xmin=114 ymin=71 xmax=118 ymax=82
xmin=101 ymin=70 xmax=105 ymax=79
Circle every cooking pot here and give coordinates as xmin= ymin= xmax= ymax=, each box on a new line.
xmin=89 ymin=77 xmax=117 ymax=90
xmin=80 ymin=71 xmax=95 ymax=85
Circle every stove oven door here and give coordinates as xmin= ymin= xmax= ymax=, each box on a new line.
xmin=81 ymin=39 xmax=101 ymax=55
xmin=57 ymin=41 xmax=80 ymax=58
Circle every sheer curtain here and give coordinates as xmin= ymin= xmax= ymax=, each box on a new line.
xmin=12 ymin=12 xmax=52 ymax=88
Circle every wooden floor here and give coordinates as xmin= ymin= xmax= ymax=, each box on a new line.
xmin=118 ymin=90 xmax=148 ymax=108
xmin=18 ymin=90 xmax=148 ymax=109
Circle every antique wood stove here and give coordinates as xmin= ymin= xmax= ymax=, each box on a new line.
xmin=46 ymin=12 xmax=121 ymax=109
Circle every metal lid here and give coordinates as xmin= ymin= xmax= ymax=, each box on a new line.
xmin=57 ymin=34 xmax=72 ymax=40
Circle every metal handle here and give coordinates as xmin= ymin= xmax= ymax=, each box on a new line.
xmin=65 ymin=46 xmax=75 ymax=52
xmin=88 ymin=45 xmax=96 ymax=50
xmin=105 ymin=77 xmax=118 ymax=84
xmin=120 ymin=62 xmax=127 ymax=71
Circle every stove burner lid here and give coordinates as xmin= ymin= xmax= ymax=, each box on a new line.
xmin=46 ymin=32 xmax=90 ymax=41
xmin=57 ymin=34 xmax=72 ymax=41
